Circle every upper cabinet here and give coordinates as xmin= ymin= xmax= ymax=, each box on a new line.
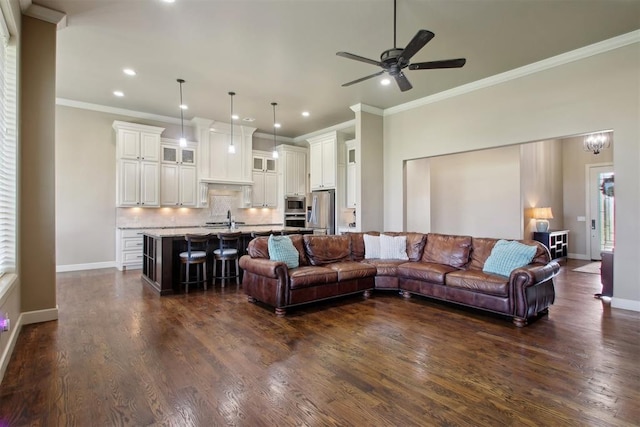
xmin=160 ymin=142 xmax=197 ymax=207
xmin=193 ymin=118 xmax=255 ymax=186
xmin=252 ymin=150 xmax=278 ymax=207
xmin=277 ymin=144 xmax=307 ymax=197
xmin=114 ymin=121 xmax=164 ymax=207
xmin=308 ymin=132 xmax=337 ymax=190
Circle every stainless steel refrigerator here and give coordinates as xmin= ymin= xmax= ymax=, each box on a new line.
xmin=306 ymin=189 xmax=335 ymax=234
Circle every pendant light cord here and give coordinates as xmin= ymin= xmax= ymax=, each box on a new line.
xmin=177 ymin=79 xmax=185 ymax=140
xmin=271 ymin=102 xmax=277 ymax=148
xmin=229 ymin=92 xmax=235 ymax=147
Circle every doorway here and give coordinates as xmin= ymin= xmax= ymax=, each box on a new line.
xmin=588 ymin=164 xmax=614 ymax=260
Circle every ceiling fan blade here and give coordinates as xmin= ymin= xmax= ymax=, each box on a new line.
xmin=408 ymin=58 xmax=466 ymax=70
xmin=394 ymin=72 xmax=412 ymax=92
xmin=399 ymin=30 xmax=435 ymax=62
xmin=336 ymin=51 xmax=382 ymax=67
xmin=341 ymin=70 xmax=386 ymax=87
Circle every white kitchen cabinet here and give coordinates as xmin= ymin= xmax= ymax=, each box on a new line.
xmin=345 ymin=139 xmax=356 ymax=208
xmin=114 ymin=121 xmax=164 ymax=207
xmin=160 ymin=142 xmax=197 ymax=207
xmin=278 ymin=144 xmax=307 ymax=197
xmin=116 ymin=228 xmax=144 ymax=271
xmin=308 ymin=132 xmax=337 ymax=190
xmin=252 ymin=150 xmax=278 ymax=207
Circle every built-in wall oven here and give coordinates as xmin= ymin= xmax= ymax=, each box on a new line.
xmin=284 ymin=195 xmax=306 ymax=228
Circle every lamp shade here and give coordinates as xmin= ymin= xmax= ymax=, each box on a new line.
xmin=533 ymin=207 xmax=553 ymax=220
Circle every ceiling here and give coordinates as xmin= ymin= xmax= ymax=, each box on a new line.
xmin=33 ymin=0 xmax=640 ymax=139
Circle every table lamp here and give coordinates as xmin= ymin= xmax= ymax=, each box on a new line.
xmin=534 ymin=207 xmax=553 ymax=232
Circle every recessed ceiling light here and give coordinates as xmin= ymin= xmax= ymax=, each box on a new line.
xmin=113 ymin=90 xmax=124 ymax=97
xmin=180 ymin=104 xmax=188 ymax=110
xmin=380 ymin=78 xmax=391 ymax=86
xmin=161 ymin=0 xmax=175 ymax=3
xmin=231 ymin=114 xmax=239 ymax=120
xmin=302 ymin=111 xmax=310 ymax=117
xmin=123 ymin=68 xmax=136 ymax=76
xmin=274 ymin=123 xmax=281 ymax=129
xmin=242 ymin=117 xmax=255 ymax=122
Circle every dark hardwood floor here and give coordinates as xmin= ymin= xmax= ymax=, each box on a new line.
xmin=1 ymin=259 xmax=638 ymax=426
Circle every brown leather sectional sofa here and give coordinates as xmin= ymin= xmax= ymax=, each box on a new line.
xmin=239 ymin=232 xmax=560 ymax=327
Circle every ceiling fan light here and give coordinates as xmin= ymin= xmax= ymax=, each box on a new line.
xmin=380 ymin=78 xmax=391 ymax=86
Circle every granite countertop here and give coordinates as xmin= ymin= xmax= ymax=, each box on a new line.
xmin=141 ymin=225 xmax=311 ymax=238
xmin=118 ymin=223 xmax=284 ymax=230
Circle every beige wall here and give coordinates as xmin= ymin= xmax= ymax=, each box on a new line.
xmin=55 ymin=107 xmax=118 ymax=265
xmin=357 ymin=110 xmax=384 ymax=231
xmin=19 ymin=16 xmax=57 ymax=314
xmin=405 ymin=157 xmax=430 ymax=232
xmin=520 ymin=139 xmax=564 ymax=238
xmin=429 ymin=146 xmax=522 ymax=238
xmin=384 ymin=43 xmax=640 ymax=308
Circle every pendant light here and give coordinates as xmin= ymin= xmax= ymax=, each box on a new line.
xmin=177 ymin=78 xmax=187 ymax=147
xmin=271 ymin=102 xmax=279 ymax=159
xmin=228 ymin=91 xmax=236 ymax=154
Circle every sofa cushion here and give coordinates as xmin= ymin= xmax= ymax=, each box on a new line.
xmin=363 ymin=234 xmax=381 ymax=259
xmin=397 ymin=262 xmax=458 ymax=285
xmin=362 ymin=259 xmax=407 ymax=276
xmin=384 ymin=232 xmax=427 ymax=261
xmin=446 ymin=270 xmax=509 ymax=297
xmin=303 ymin=235 xmax=351 ymax=266
xmin=268 ymin=235 xmax=299 ymax=269
xmin=326 ymin=261 xmax=377 ymax=281
xmin=248 ymin=234 xmax=308 ymax=266
xmin=422 ymin=233 xmax=472 ymax=268
xmin=288 ymin=266 xmax=338 ymax=289
xmin=483 ymin=240 xmax=537 ymax=277
xmin=346 ymin=232 xmax=380 ymax=261
xmin=469 ymin=237 xmax=499 ymax=271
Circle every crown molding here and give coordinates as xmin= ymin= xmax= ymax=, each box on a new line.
xmin=385 ymin=29 xmax=640 ymax=117
xmin=350 ymin=103 xmax=384 ymax=116
xmin=21 ymin=1 xmax=67 ymax=29
xmin=294 ymin=119 xmax=356 ymax=143
xmin=254 ymin=132 xmax=295 ymax=144
xmin=57 ymin=98 xmax=184 ymax=125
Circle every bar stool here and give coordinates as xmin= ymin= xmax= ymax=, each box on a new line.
xmin=251 ymin=230 xmax=273 ymax=238
xmin=213 ymin=231 xmax=242 ymax=287
xmin=179 ymin=233 xmax=212 ymax=293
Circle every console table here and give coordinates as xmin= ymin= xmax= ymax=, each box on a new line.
xmin=533 ymin=230 xmax=569 ymax=263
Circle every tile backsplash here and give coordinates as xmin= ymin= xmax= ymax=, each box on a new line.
xmin=117 ymin=189 xmax=282 ymax=228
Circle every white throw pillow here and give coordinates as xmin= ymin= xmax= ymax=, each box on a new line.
xmin=363 ymin=234 xmax=381 ymax=259
xmin=380 ymin=234 xmax=409 ymax=260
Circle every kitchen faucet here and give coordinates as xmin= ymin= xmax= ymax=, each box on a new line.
xmin=227 ymin=210 xmax=232 ymax=226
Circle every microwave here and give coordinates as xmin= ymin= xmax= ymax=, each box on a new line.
xmin=285 ymin=196 xmax=306 ymax=213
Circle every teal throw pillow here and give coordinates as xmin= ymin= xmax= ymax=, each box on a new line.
xmin=483 ymin=239 xmax=537 ymax=277
xmin=268 ymin=235 xmax=299 ymax=269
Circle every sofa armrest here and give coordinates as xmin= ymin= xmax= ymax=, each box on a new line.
xmin=510 ymin=261 xmax=560 ymax=320
xmin=510 ymin=261 xmax=560 ymax=286
xmin=239 ymin=255 xmax=288 ymax=279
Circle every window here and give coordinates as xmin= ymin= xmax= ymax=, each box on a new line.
xmin=0 ymin=7 xmax=16 ymax=276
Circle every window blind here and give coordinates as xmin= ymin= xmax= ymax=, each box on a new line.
xmin=0 ymin=7 xmax=16 ymax=275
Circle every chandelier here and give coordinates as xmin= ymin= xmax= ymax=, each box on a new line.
xmin=583 ymin=133 xmax=610 ymax=155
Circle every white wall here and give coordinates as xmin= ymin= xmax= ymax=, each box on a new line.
xmin=384 ymin=43 xmax=640 ymax=309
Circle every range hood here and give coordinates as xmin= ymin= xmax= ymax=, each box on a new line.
xmin=200 ymin=178 xmax=253 ymax=186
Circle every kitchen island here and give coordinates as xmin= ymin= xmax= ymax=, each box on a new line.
xmin=140 ymin=226 xmax=312 ymax=295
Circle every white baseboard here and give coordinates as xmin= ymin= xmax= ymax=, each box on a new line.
xmin=21 ymin=306 xmax=59 ymax=325
xmin=56 ymin=261 xmax=116 ymax=272
xmin=567 ymin=253 xmax=590 ymax=260
xmin=611 ymin=298 xmax=640 ymax=312
xmin=0 ymin=310 xmax=22 ymax=384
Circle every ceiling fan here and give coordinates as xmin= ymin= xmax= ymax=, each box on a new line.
xmin=336 ymin=0 xmax=466 ymax=92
